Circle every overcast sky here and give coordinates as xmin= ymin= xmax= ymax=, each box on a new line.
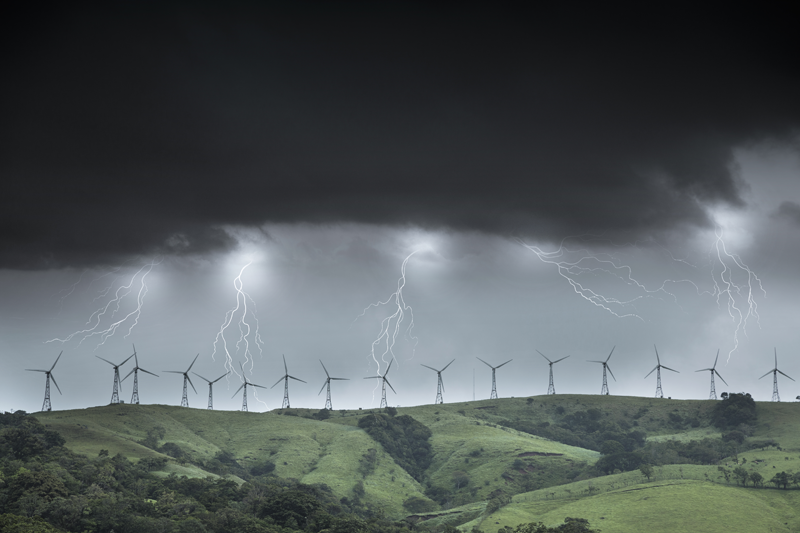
xmin=2 ymin=3 xmax=799 ymax=412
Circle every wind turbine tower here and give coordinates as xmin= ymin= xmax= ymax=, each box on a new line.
xmin=318 ymin=360 xmax=349 ymax=410
xmin=26 ymin=351 xmax=63 ymax=412
xmin=164 ymin=354 xmax=199 ymax=407
xmin=695 ymin=349 xmax=727 ymax=400
xmin=193 ymin=371 xmax=229 ymax=410
xmin=536 ymin=350 xmax=569 ymax=395
xmin=233 ymin=363 xmax=266 ymax=412
xmin=421 ymin=359 xmax=455 ymax=404
xmin=121 ymin=345 xmax=158 ymax=404
xmin=272 ymin=355 xmax=307 ymax=409
xmin=760 ymin=348 xmax=795 ymax=402
xmin=645 ymin=345 xmax=679 ymax=398
xmin=364 ymin=359 xmax=397 ymax=408
xmin=588 ymin=346 xmax=616 ymax=395
xmin=476 ymin=357 xmax=512 ymax=399
xmin=96 ymin=352 xmax=134 ymax=404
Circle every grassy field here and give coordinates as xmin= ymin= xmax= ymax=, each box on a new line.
xmin=33 ymin=394 xmax=800 ymax=531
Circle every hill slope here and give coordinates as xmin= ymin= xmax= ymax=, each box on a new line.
xmin=33 ymin=394 xmax=800 ymax=531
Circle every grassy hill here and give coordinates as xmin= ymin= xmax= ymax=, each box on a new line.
xmin=33 ymin=394 xmax=800 ymax=532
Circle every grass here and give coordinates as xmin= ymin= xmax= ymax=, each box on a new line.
xmin=32 ymin=394 xmax=800 ymax=527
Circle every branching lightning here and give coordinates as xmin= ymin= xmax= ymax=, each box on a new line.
xmin=518 ymin=237 xmax=709 ymax=320
xmin=520 ymin=226 xmax=765 ymax=363
xmin=709 ymin=226 xmax=766 ymax=362
xmin=46 ymin=259 xmax=161 ymax=350
xmin=210 ymin=261 xmax=268 ymax=409
xmin=355 ymin=250 xmax=420 ymax=401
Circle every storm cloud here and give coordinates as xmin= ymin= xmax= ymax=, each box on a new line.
xmin=2 ymin=3 xmax=799 ymax=268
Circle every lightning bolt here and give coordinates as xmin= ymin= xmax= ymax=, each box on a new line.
xmin=355 ymin=249 xmax=420 ymax=402
xmin=45 ymin=259 xmax=161 ymax=350
xmin=709 ymin=226 xmax=765 ymax=362
xmin=210 ymin=261 xmax=268 ymax=409
xmin=519 ymin=236 xmax=710 ymax=320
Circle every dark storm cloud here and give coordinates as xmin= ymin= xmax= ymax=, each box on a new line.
xmin=2 ymin=3 xmax=799 ymax=268
xmin=773 ymin=201 xmax=800 ymax=226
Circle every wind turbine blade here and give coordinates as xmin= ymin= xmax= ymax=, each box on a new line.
xmin=283 ymin=354 xmax=288 ymax=374
xmin=211 ymin=372 xmax=229 ymax=383
xmin=713 ymin=349 xmax=720 ymax=369
xmin=536 ymin=349 xmax=552 ymax=363
xmin=140 ymin=368 xmax=159 ymax=377
xmin=96 ymin=356 xmax=116 ymax=366
xmin=607 ymin=365 xmax=617 ymax=381
xmin=606 ymin=346 xmax=615 ymax=362
xmin=319 ymin=381 xmax=328 ymax=395
xmin=476 ymin=357 xmax=492 ymax=368
xmin=442 ymin=359 xmax=455 ymax=371
xmin=25 ymin=369 xmax=47 ymax=372
xmin=441 ymin=379 xmax=445 ymax=393
xmin=232 ymin=384 xmax=245 ymax=397
xmin=288 ymin=375 xmax=307 ymax=383
xmin=271 ymin=377 xmax=285 ymax=388
xmin=364 ymin=376 xmax=381 ymax=380
xmin=121 ymin=353 xmax=135 ymax=366
xmin=654 ymin=345 xmax=660 ymax=365
xmin=695 ymin=368 xmax=712 ymax=373
xmin=644 ymin=366 xmax=657 ymax=378
xmin=250 ymin=383 xmax=267 ymax=389
xmin=553 ymin=356 xmax=570 ymax=364
xmin=778 ymin=370 xmax=795 ymax=382
xmin=587 ymin=360 xmax=603 ymax=364
xmin=122 ymin=369 xmax=134 ymax=381
xmin=330 ymin=377 xmax=349 ymax=381
xmin=187 ymin=375 xmax=197 ymax=394
xmin=774 ymin=348 xmax=777 ymax=368
xmin=320 ymin=360 xmax=330 ymax=378
xmin=192 ymin=372 xmax=211 ymax=383
xmin=715 ymin=370 xmax=728 ymax=386
xmin=50 ymin=351 xmax=63 ymax=372
xmin=385 ymin=358 xmax=393 ymax=375
xmin=662 ymin=366 xmax=679 ymax=373
xmin=496 ymin=359 xmax=512 ymax=369
xmin=187 ymin=354 xmax=199 ymax=373
xmin=384 ymin=378 xmax=397 ymax=394
xmin=421 ymin=364 xmax=438 ymax=372
xmin=163 ymin=370 xmax=183 ymax=374
xmin=758 ymin=370 xmax=773 ymax=380
xmin=50 ymin=374 xmax=62 ymax=395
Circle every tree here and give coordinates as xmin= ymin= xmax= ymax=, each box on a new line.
xmin=733 ymin=466 xmax=749 ymax=486
xmin=639 ymin=464 xmax=654 ymax=481
xmin=770 ymin=471 xmax=791 ymax=489
xmin=711 ymin=393 xmax=756 ymax=429
xmin=749 ymin=472 xmax=763 ymax=488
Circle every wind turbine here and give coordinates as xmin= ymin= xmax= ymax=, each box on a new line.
xmin=588 ymin=346 xmax=615 ymax=395
xmin=645 ymin=345 xmax=679 ymax=398
xmin=26 ymin=351 xmax=63 ymax=412
xmin=96 ymin=352 xmax=134 ymax=404
xmin=536 ymin=350 xmax=569 ymax=395
xmin=193 ymin=371 xmax=229 ymax=410
xmin=164 ymin=354 xmax=199 ymax=407
xmin=760 ymin=348 xmax=795 ymax=402
xmin=476 ymin=357 xmax=512 ymax=399
xmin=364 ymin=359 xmax=396 ymax=408
xmin=272 ymin=355 xmax=306 ymax=409
xmin=695 ymin=349 xmax=727 ymax=400
xmin=318 ymin=360 xmax=349 ymax=410
xmin=121 ymin=345 xmax=158 ymax=404
xmin=421 ymin=359 xmax=455 ymax=404
xmin=232 ymin=363 xmax=267 ymax=412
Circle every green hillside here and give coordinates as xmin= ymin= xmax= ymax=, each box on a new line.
xmin=29 ymin=394 xmax=800 ymax=532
